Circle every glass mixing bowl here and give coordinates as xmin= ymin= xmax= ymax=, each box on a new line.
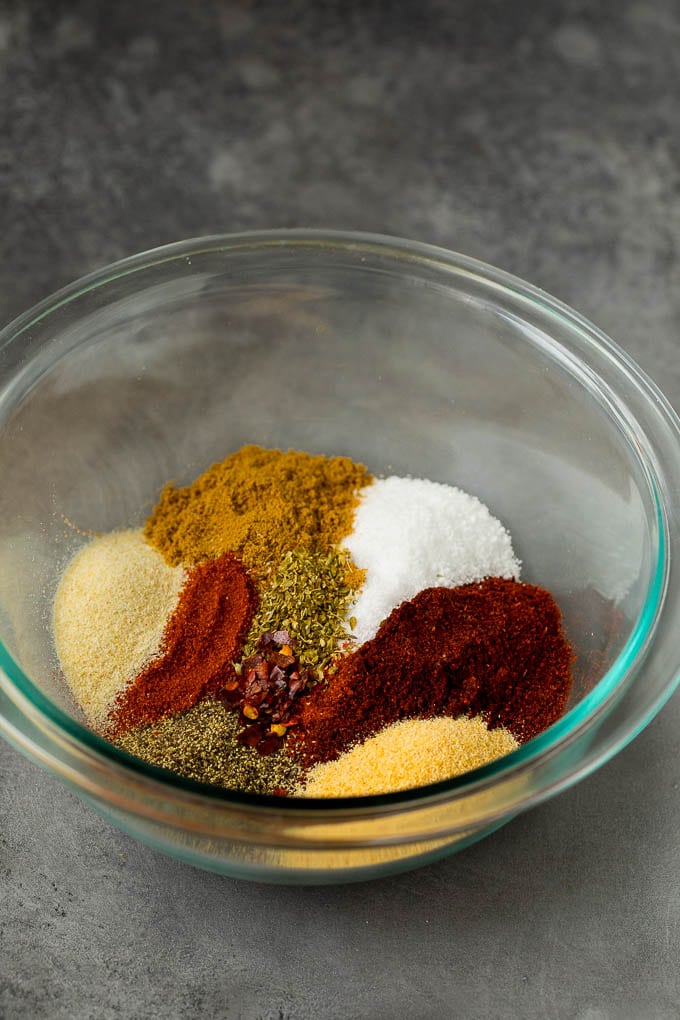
xmin=0 ymin=230 xmax=679 ymax=884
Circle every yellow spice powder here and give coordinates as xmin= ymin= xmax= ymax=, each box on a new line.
xmin=297 ymin=716 xmax=519 ymax=797
xmin=53 ymin=530 xmax=186 ymax=728
xmin=144 ymin=445 xmax=372 ymax=571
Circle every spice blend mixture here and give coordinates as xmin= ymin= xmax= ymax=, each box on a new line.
xmin=53 ymin=445 xmax=574 ymax=797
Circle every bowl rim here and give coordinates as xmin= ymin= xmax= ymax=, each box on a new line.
xmin=0 ymin=228 xmax=679 ymax=824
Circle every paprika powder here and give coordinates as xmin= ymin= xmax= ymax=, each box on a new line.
xmin=110 ymin=552 xmax=257 ymax=733
xmin=296 ymin=577 xmax=574 ymax=767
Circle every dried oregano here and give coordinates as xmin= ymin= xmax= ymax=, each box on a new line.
xmin=243 ymin=548 xmax=364 ymax=672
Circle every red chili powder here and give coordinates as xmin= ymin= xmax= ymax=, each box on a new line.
xmin=110 ymin=552 xmax=257 ymax=734
xmin=295 ymin=577 xmax=574 ymax=767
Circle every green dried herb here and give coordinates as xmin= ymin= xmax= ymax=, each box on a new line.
xmin=244 ymin=548 xmax=363 ymax=672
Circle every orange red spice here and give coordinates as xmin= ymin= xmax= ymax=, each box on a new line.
xmin=294 ymin=578 xmax=573 ymax=768
xmin=109 ymin=552 xmax=257 ymax=734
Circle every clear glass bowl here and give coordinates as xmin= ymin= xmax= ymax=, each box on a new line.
xmin=0 ymin=230 xmax=679 ymax=884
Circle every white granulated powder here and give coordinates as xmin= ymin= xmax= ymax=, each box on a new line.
xmin=53 ymin=529 xmax=186 ymax=728
xmin=342 ymin=476 xmax=520 ymax=645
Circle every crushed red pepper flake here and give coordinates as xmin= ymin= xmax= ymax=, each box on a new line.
xmin=216 ymin=630 xmax=314 ymax=755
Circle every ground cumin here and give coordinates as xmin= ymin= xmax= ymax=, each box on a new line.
xmin=144 ymin=445 xmax=371 ymax=573
xmin=109 ymin=552 xmax=257 ymax=734
xmin=295 ymin=577 xmax=574 ymax=767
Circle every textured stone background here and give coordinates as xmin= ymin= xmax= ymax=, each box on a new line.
xmin=1 ymin=1 xmax=679 ymax=1018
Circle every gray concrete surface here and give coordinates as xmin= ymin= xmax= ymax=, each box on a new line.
xmin=0 ymin=1 xmax=679 ymax=1017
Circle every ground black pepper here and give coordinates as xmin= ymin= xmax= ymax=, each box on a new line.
xmin=115 ymin=700 xmax=301 ymax=794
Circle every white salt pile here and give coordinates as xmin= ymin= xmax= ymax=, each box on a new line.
xmin=343 ymin=476 xmax=520 ymax=645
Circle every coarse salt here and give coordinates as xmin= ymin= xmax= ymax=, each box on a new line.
xmin=342 ymin=476 xmax=520 ymax=645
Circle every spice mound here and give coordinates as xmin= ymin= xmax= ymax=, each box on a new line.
xmin=53 ymin=530 xmax=186 ymax=729
xmin=117 ymin=700 xmax=301 ymax=795
xmin=295 ymin=578 xmax=573 ymax=769
xmin=110 ymin=552 xmax=257 ymax=735
xmin=297 ymin=716 xmax=519 ymax=798
xmin=144 ymin=444 xmax=371 ymax=572
xmin=52 ymin=444 xmax=575 ymax=797
xmin=216 ymin=630 xmax=313 ymax=756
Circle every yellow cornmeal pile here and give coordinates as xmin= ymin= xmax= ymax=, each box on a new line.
xmin=144 ymin=445 xmax=372 ymax=573
xmin=297 ymin=716 xmax=519 ymax=797
xmin=53 ymin=530 xmax=186 ymax=728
